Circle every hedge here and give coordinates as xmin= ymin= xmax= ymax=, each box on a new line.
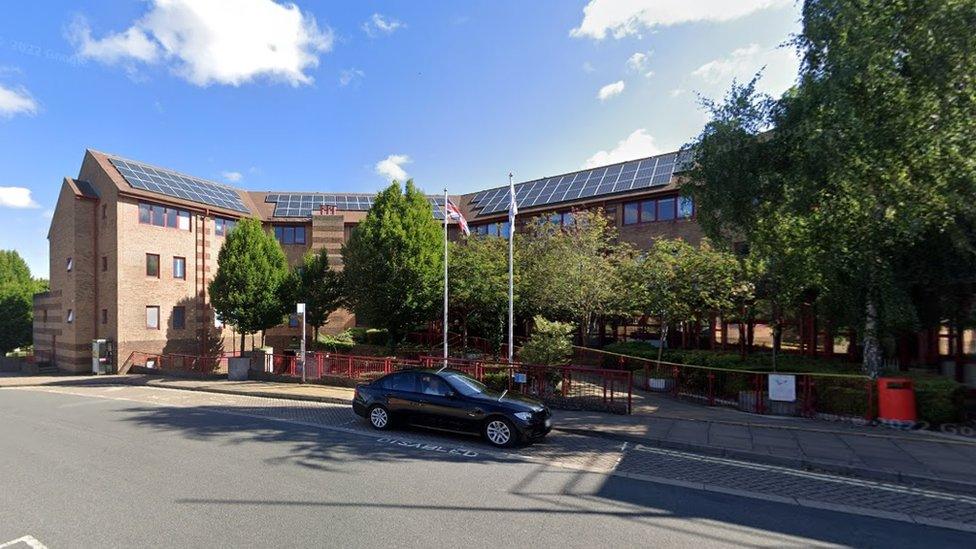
xmin=600 ymin=342 xmax=967 ymax=425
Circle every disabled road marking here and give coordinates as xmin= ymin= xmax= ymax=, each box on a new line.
xmin=0 ymin=536 xmax=49 ymax=549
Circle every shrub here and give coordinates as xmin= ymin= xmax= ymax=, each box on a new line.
xmin=316 ymin=330 xmax=355 ymax=352
xmin=904 ymin=372 xmax=966 ymax=426
xmin=482 ymin=370 xmax=509 ymax=392
xmin=520 ymin=316 xmax=574 ymax=366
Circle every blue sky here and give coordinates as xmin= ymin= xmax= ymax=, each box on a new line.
xmin=0 ymin=0 xmax=802 ymax=277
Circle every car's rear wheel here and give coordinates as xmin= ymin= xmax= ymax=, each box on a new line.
xmin=368 ymin=405 xmax=391 ymax=430
xmin=483 ymin=417 xmax=517 ymax=448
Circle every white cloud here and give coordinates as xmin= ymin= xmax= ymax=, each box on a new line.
xmin=571 ymin=0 xmax=790 ymax=40
xmin=582 ymin=61 xmax=595 ymax=73
xmin=669 ymin=88 xmax=685 ymax=97
xmin=221 ymin=171 xmax=243 ymax=183
xmin=339 ymin=68 xmax=365 ymax=87
xmin=584 ymin=129 xmax=661 ymax=168
xmin=362 ymin=13 xmax=405 ymax=37
xmin=375 ymin=154 xmax=411 ymax=182
xmin=0 ymin=84 xmax=38 ymax=118
xmin=692 ymin=43 xmax=799 ymax=97
xmin=67 ymin=0 xmax=333 ymax=87
xmin=597 ymin=80 xmax=625 ymax=101
xmin=626 ymin=51 xmax=654 ymax=78
xmin=0 ymin=187 xmax=40 ymax=208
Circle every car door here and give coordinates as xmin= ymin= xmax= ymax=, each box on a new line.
xmin=415 ymin=373 xmax=470 ymax=431
xmin=382 ymin=372 xmax=421 ymax=419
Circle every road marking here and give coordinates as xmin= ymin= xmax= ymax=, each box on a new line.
xmin=377 ymin=437 xmax=479 ymax=457
xmin=631 ymin=443 xmax=976 ymax=506
xmin=0 ymin=536 xmax=48 ymax=549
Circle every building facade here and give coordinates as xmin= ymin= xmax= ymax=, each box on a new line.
xmin=34 ymin=148 xmax=701 ymax=373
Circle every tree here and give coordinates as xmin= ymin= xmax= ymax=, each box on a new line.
xmin=0 ymin=250 xmax=42 ymax=354
xmin=286 ymin=248 xmax=343 ymax=342
xmin=517 ymin=209 xmax=633 ymax=343
xmin=518 ymin=316 xmax=574 ymax=366
xmin=342 ymin=181 xmax=442 ymax=352
xmin=638 ymin=239 xmax=753 ymax=362
xmin=686 ymin=0 xmax=976 ymax=376
xmin=209 ymin=218 xmax=290 ymax=354
xmin=448 ymin=236 xmax=509 ymax=352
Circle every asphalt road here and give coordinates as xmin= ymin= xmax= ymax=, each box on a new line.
xmin=0 ymin=386 xmax=971 ymax=548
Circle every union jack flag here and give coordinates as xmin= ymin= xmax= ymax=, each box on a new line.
xmin=445 ymin=199 xmax=470 ymax=236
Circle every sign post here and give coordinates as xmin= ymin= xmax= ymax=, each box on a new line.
xmin=297 ymin=302 xmax=306 ymax=383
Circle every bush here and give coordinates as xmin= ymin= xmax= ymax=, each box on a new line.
xmin=520 ymin=316 xmax=574 ymax=366
xmin=904 ymin=372 xmax=966 ymax=426
xmin=347 ymin=327 xmax=388 ymax=346
xmin=601 ymin=341 xmax=861 ymax=374
xmin=316 ymin=330 xmax=355 ymax=352
xmin=482 ymin=371 xmax=509 ymax=392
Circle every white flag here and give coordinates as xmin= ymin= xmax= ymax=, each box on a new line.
xmin=508 ymin=175 xmax=518 ymax=219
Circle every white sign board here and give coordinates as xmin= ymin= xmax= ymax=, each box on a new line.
xmin=297 ymin=303 xmax=306 ymax=314
xmin=768 ymin=374 xmax=796 ymax=402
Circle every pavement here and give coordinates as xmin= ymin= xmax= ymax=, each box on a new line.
xmin=3 ymin=372 xmax=976 ymax=494
xmin=3 ymin=383 xmax=976 ymax=546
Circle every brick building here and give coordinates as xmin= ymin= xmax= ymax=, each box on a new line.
xmin=34 ymin=148 xmax=700 ymax=373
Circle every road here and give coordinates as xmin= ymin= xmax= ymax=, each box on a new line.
xmin=0 ymin=385 xmax=972 ymax=548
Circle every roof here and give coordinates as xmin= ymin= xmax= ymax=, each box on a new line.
xmin=79 ymin=147 xmax=689 ymax=222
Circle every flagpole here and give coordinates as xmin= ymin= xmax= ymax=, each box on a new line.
xmin=507 ymin=172 xmax=515 ymax=364
xmin=443 ymin=188 xmax=449 ymax=368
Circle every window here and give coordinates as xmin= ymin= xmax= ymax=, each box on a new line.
xmin=102 ymin=256 xmax=108 ymax=272
xmin=623 ymin=203 xmax=639 ymax=225
xmin=274 ymin=225 xmax=306 ymax=245
xmin=146 ymin=306 xmax=160 ymax=330
xmin=101 ymin=204 xmax=107 ymax=220
xmin=173 ymin=256 xmax=186 ymax=280
xmin=42 ymin=309 xmax=47 ymax=323
xmin=66 ymin=309 xmax=74 ymax=323
xmin=146 ymin=254 xmax=160 ymax=278
xmin=658 ymin=198 xmax=676 ymax=221
xmin=215 ymin=217 xmax=236 ymax=237
xmin=419 ymin=374 xmax=452 ymax=396
xmin=139 ymin=202 xmax=190 ymax=231
xmin=172 ymin=306 xmax=186 ymax=329
xmin=101 ymin=309 xmax=108 ymax=325
xmin=66 ymin=257 xmax=73 ymax=272
xmin=622 ymin=196 xmax=691 ymax=225
xmin=381 ymin=372 xmax=417 ymax=392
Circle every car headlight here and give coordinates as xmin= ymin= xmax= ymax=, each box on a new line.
xmin=514 ymin=412 xmax=533 ymax=422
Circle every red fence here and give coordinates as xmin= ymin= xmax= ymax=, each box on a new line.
xmin=258 ymin=352 xmax=632 ymax=414
xmin=575 ymin=346 xmax=874 ymax=420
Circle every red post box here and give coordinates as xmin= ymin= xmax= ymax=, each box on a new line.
xmin=877 ymin=377 xmax=917 ymax=422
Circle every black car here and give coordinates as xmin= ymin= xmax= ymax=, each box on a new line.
xmin=352 ymin=369 xmax=552 ymax=447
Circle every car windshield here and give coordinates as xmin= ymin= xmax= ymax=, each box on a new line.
xmin=444 ymin=372 xmax=488 ymax=396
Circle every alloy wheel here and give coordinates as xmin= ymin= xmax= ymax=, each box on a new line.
xmin=370 ymin=407 xmax=389 ymax=429
xmin=486 ymin=420 xmax=511 ymax=446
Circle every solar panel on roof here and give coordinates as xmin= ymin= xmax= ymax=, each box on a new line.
xmin=472 ymin=151 xmax=681 ymax=215
xmin=108 ymin=157 xmax=250 ymax=213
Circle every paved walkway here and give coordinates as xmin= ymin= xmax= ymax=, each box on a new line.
xmin=3 ymin=372 xmax=974 ymax=494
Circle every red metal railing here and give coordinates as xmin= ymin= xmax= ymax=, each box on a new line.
xmin=576 ymin=346 xmax=874 ymax=421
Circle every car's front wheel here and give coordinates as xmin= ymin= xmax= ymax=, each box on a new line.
xmin=368 ymin=404 xmax=392 ymax=430
xmin=483 ymin=417 xmax=517 ymax=448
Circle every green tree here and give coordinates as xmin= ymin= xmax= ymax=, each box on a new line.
xmin=517 ymin=209 xmax=632 ymax=343
xmin=0 ymin=250 xmax=40 ymax=354
xmin=448 ymin=236 xmax=509 ymax=352
xmin=638 ymin=239 xmax=752 ymax=363
xmin=686 ymin=0 xmax=976 ymax=375
xmin=518 ymin=316 xmax=574 ymax=366
xmin=209 ymin=218 xmax=290 ymax=354
xmin=286 ymin=248 xmax=343 ymax=342
xmin=341 ymin=181 xmax=442 ymax=352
